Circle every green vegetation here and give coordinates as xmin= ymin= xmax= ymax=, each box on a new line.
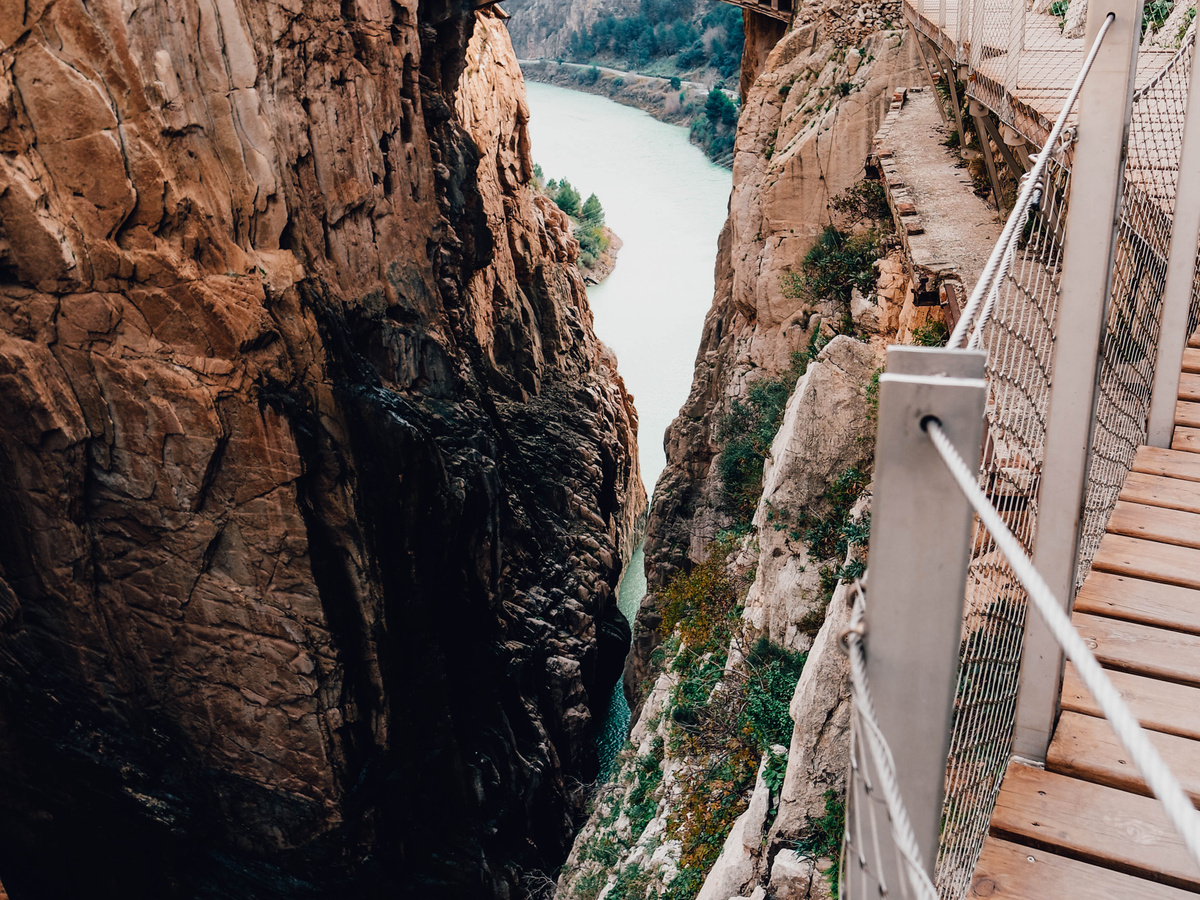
xmin=565 ymin=1 xmax=743 ymax=84
xmin=1180 ymin=7 xmax=1197 ymax=43
xmin=830 ymin=179 xmax=892 ymax=230
xmin=1050 ymin=0 xmax=1069 ymax=28
xmin=541 ymin=172 xmax=612 ymax=269
xmin=547 ymin=177 xmax=582 ymax=217
xmin=690 ymin=87 xmax=741 ymax=161
xmin=1143 ymin=0 xmax=1174 ymax=37
xmin=792 ymin=789 xmax=847 ymax=895
xmin=657 ymin=553 xmax=808 ymax=894
xmin=782 ymin=226 xmax=882 ymax=307
xmin=716 ymin=346 xmax=815 ymax=522
xmin=912 ymin=319 xmax=950 ymax=346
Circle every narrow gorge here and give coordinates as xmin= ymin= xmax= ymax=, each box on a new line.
xmin=0 ymin=0 xmax=986 ymax=898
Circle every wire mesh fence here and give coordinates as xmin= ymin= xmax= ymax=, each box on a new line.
xmin=1078 ymin=34 xmax=1197 ymax=584
xmin=933 ymin=155 xmax=1072 ymax=899
xmin=905 ymin=0 xmax=1186 ymax=148
xmin=910 ymin=23 xmax=1195 ymax=900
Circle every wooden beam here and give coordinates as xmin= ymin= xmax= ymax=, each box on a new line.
xmin=971 ymin=837 xmax=1199 ymax=899
xmin=990 ymin=764 xmax=1200 ymax=890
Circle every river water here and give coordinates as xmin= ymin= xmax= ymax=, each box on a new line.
xmin=523 ymin=82 xmax=731 ymax=773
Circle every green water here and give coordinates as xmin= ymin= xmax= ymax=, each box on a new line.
xmin=523 ymin=82 xmax=730 ymax=771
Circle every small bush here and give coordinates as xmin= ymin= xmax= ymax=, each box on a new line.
xmin=792 ymin=227 xmax=882 ymax=306
xmin=830 ymin=179 xmax=891 ymax=229
xmin=793 ymin=789 xmax=847 ymax=896
xmin=912 ymin=319 xmax=949 ymax=346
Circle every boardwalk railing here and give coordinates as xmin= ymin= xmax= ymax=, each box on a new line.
xmin=907 ymin=0 xmax=1192 ymax=149
xmin=843 ymin=0 xmax=1200 ymax=896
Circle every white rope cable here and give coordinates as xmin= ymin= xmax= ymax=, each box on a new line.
xmin=924 ymin=418 xmax=1200 ymax=868
xmin=949 ymin=12 xmax=1117 ymax=350
xmin=844 ymin=582 xmax=941 ymax=900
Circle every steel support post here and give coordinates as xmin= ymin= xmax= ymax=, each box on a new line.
xmin=1147 ymin=45 xmax=1200 ymax=446
xmin=971 ymin=0 xmax=986 ymax=73
xmin=1013 ymin=0 xmax=1142 ymax=763
xmin=1006 ymin=0 xmax=1025 ymax=94
xmin=971 ymin=99 xmax=1005 ymax=210
xmin=934 ymin=42 xmax=969 ymax=147
xmin=845 ymin=347 xmax=987 ymax=898
xmin=911 ymin=24 xmax=952 ymax=126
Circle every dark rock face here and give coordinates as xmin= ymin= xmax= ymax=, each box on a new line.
xmin=0 ymin=2 xmax=643 ymax=897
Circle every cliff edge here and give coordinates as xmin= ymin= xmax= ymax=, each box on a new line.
xmin=0 ymin=2 xmax=642 ymax=897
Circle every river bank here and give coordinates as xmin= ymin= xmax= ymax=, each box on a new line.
xmin=520 ymin=59 xmax=736 ymax=167
xmin=580 ymin=227 xmax=622 ymax=284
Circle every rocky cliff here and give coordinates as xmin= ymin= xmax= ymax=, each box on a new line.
xmin=0 ymin=2 xmax=643 ymax=897
xmin=550 ymin=1 xmax=941 ymax=897
xmin=628 ymin=0 xmax=914 ymax=709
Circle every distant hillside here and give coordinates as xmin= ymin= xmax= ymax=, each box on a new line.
xmin=505 ymin=0 xmax=744 ymax=91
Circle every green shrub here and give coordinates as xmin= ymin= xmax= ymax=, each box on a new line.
xmin=552 ymin=179 xmax=582 ymax=217
xmin=1143 ymin=0 xmax=1173 ymax=36
xmin=793 ymin=789 xmax=847 ymax=896
xmin=830 ymin=179 xmax=891 ymax=229
xmin=912 ymin=319 xmax=949 ymax=346
xmin=792 ymin=226 xmax=882 ymax=306
xmin=740 ymin=638 xmax=807 ymax=752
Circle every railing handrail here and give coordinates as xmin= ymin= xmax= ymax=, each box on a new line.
xmin=948 ymin=11 xmax=1116 ymax=350
xmin=923 ymin=417 xmax=1200 ymax=866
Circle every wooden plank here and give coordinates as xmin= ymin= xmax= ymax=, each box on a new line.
xmin=989 ymin=764 xmax=1200 ymax=890
xmin=1173 ymin=426 xmax=1200 ymax=454
xmin=1133 ymin=445 xmax=1200 ymax=482
xmin=1181 ymin=372 xmax=1200 ymax=402
xmin=1107 ymin=501 xmax=1200 ymax=552
xmin=1189 ymin=332 xmax=1200 ymax=350
xmin=1047 ymin=710 xmax=1200 ymax=803
xmin=1119 ymin=471 xmax=1200 ymax=515
xmin=1091 ymin=533 xmax=1200 ymax=590
xmin=970 ymin=836 xmax=1200 ymax=899
xmin=1183 ymin=348 xmax=1200 ymax=374
xmin=1074 ymin=571 xmax=1200 ymax=635
xmin=1062 ymin=662 xmax=1200 ymax=740
xmin=1176 ymin=400 xmax=1200 ymax=428
xmin=1074 ymin=612 xmax=1200 ymax=686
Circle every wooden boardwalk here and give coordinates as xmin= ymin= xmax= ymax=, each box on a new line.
xmin=968 ymin=338 xmax=1200 ymax=897
xmin=906 ymin=1 xmax=1179 ymax=146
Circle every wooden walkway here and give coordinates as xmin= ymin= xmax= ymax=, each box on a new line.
xmin=969 ymin=338 xmax=1200 ymax=897
xmin=905 ymin=1 xmax=1178 ymax=147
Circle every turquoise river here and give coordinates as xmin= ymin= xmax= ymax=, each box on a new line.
xmin=524 ymin=81 xmax=732 ymax=772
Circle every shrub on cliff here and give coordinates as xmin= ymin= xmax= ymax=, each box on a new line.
xmin=549 ymin=178 xmax=582 ymax=217
xmin=783 ymin=226 xmax=881 ymax=307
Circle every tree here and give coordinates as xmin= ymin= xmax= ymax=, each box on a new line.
xmin=552 ymin=179 xmax=581 ymax=217
xmin=705 ymin=88 xmax=738 ymax=129
xmin=581 ymin=193 xmax=605 ymax=225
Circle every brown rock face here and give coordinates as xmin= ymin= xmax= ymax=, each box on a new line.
xmin=626 ymin=13 xmax=920 ymax=712
xmin=0 ymin=2 xmax=642 ymax=898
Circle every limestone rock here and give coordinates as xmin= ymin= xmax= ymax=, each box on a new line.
xmin=742 ymin=336 xmax=881 ymax=651
xmin=629 ymin=18 xmax=920 ymax=709
xmin=769 ymin=848 xmax=835 ymax=900
xmin=0 ymin=3 xmax=643 ymax=897
xmin=770 ymin=576 xmax=855 ymax=847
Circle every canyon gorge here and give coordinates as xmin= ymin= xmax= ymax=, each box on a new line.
xmin=0 ymin=0 xmax=968 ymax=897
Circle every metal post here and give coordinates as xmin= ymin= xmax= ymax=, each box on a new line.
xmin=933 ymin=41 xmax=968 ymax=147
xmin=971 ymin=99 xmax=1005 ymax=210
xmin=911 ymin=24 xmax=952 ymax=127
xmin=1006 ymin=0 xmax=1025 ymax=94
xmin=1013 ymin=0 xmax=1142 ymax=763
xmin=971 ymin=0 xmax=986 ymax=73
xmin=846 ymin=347 xmax=987 ymax=897
xmin=1147 ymin=47 xmax=1200 ymax=446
